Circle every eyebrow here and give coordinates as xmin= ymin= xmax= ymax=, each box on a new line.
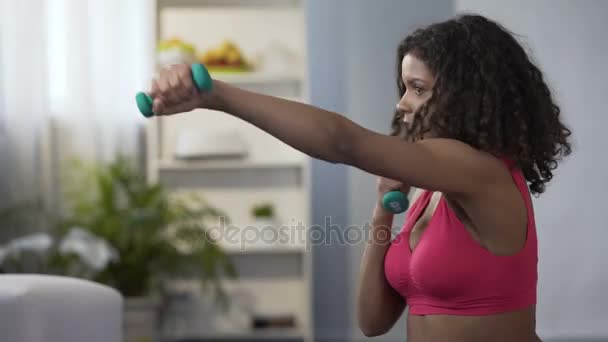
xmin=403 ymin=77 xmax=427 ymax=84
xmin=401 ymin=77 xmax=426 ymax=85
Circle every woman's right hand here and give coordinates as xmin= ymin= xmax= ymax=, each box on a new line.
xmin=148 ymin=64 xmax=222 ymax=115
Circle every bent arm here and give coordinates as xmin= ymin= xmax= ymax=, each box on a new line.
xmin=357 ymin=203 xmax=406 ymax=337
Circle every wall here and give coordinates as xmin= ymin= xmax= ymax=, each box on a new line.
xmin=0 ymin=57 xmax=7 ymax=211
xmin=305 ymin=0 xmax=351 ymax=341
xmin=453 ymin=0 xmax=608 ymax=340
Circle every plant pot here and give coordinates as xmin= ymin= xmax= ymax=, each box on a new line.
xmin=124 ymin=296 xmax=160 ymax=342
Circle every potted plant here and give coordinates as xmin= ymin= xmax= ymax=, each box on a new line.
xmin=251 ymin=202 xmax=277 ymax=227
xmin=250 ymin=202 xmax=278 ymax=248
xmin=58 ymin=156 xmax=237 ymax=342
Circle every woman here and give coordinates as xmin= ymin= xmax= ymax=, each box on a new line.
xmin=148 ymin=14 xmax=571 ymax=342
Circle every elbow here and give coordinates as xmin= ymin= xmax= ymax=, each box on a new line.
xmin=361 ymin=327 xmax=386 ymax=338
xmin=326 ymin=118 xmax=359 ymax=165
xmin=358 ymin=320 xmax=389 ymax=338
xmin=357 ymin=300 xmax=403 ymax=337
xmin=357 ymin=308 xmax=391 ymax=337
xmin=334 ymin=136 xmax=355 ymax=165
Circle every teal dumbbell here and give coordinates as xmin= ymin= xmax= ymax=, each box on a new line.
xmin=382 ymin=190 xmax=409 ymax=214
xmin=135 ymin=63 xmax=213 ymax=118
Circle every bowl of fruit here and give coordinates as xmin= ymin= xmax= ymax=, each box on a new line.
xmin=199 ymin=40 xmax=252 ymax=74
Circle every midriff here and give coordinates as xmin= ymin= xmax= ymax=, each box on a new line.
xmin=406 ymin=306 xmax=542 ymax=342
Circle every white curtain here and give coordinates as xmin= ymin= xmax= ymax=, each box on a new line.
xmin=0 ymin=0 xmax=155 ymax=209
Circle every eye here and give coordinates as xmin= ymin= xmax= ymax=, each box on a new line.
xmin=414 ymin=86 xmax=424 ymax=95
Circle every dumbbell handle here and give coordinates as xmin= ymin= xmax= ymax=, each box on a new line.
xmin=135 ymin=63 xmax=213 ymax=118
xmin=382 ymin=190 xmax=409 ymax=214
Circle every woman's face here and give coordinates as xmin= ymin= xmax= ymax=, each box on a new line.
xmin=396 ymin=54 xmax=435 ymax=126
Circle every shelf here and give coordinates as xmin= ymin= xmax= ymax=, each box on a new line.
xmin=151 ymin=66 xmax=304 ymax=87
xmin=220 ymin=243 xmax=306 ymax=255
xmin=158 ymin=0 xmax=302 ymax=9
xmin=210 ymin=71 xmax=304 ymax=86
xmin=164 ymin=327 xmax=304 ymax=342
xmin=158 ymin=163 xmax=304 ymax=188
xmin=157 ymin=158 xmax=305 ymax=171
xmin=151 ymin=69 xmax=303 ymax=87
xmin=213 ymin=221 xmax=308 ymax=255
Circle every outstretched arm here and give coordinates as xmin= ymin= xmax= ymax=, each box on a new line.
xmin=213 ymin=80 xmax=354 ymax=164
xmin=150 ymin=64 xmax=500 ymax=196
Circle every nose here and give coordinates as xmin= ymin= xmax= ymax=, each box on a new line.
xmin=396 ymin=93 xmax=412 ymax=114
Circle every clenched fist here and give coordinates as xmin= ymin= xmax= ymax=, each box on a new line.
xmin=148 ymin=64 xmax=219 ymax=115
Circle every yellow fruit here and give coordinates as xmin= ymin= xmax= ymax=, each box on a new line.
xmin=220 ymin=40 xmax=236 ymax=51
xmin=200 ymin=40 xmax=250 ymax=67
xmin=209 ymin=50 xmax=221 ymax=61
xmin=226 ymin=50 xmax=241 ymax=65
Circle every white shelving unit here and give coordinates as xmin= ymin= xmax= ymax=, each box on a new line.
xmin=211 ymin=72 xmax=304 ymax=85
xmin=145 ymin=1 xmax=312 ymax=342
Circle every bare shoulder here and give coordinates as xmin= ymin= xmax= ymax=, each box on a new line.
xmin=417 ymin=138 xmax=506 ymax=172
xmin=415 ymin=138 xmax=511 ymax=196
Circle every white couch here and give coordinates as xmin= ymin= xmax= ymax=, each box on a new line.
xmin=0 ymin=274 xmax=123 ymax=342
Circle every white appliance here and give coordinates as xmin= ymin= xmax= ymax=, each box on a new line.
xmin=174 ymin=129 xmax=249 ymax=160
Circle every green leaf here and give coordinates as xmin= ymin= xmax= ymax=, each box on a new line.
xmin=54 ymin=155 xmax=237 ymax=302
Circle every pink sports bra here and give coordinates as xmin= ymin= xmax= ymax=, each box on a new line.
xmin=384 ymin=158 xmax=538 ymax=315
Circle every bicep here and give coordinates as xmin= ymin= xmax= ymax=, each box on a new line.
xmin=343 ymin=128 xmax=499 ymax=196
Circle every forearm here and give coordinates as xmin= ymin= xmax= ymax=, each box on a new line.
xmin=357 ymin=203 xmax=405 ymax=335
xmin=210 ymin=80 xmax=356 ymax=163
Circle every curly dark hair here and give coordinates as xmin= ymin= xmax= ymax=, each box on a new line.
xmin=391 ymin=14 xmax=572 ymax=195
